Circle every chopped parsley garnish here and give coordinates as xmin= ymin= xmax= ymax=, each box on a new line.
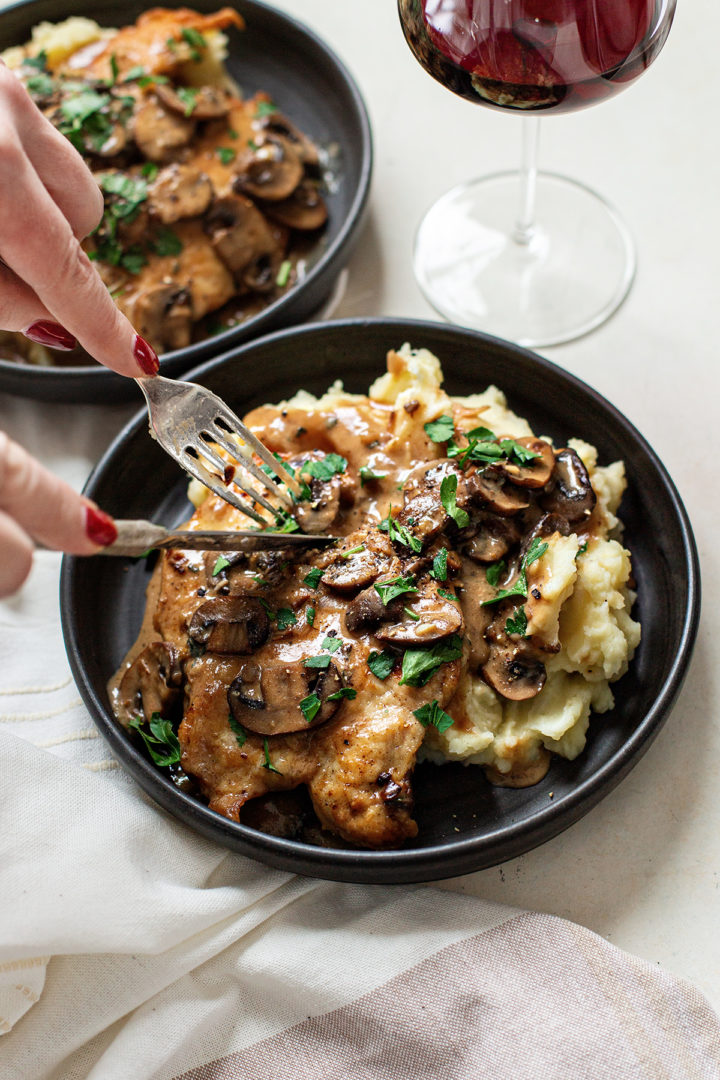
xmin=212 ymin=555 xmax=231 ymax=576
xmin=485 ymin=560 xmax=507 ymax=587
xmin=341 ymin=545 xmax=365 ymax=558
xmin=23 ymin=50 xmax=48 ymax=71
xmin=300 ymin=693 xmax=321 ymax=723
xmin=303 ymin=567 xmax=324 ymax=589
xmin=227 ymin=712 xmax=247 ymax=748
xmin=448 ymin=436 xmax=504 ymax=469
xmin=577 ymin=540 xmax=588 ymax=556
xmin=255 ymin=100 xmax=278 ymax=117
xmin=181 ymin=26 xmax=207 ymax=60
xmin=321 ymin=635 xmax=342 ymax=654
xmin=424 ymin=414 xmax=455 ymax=443
xmin=523 ymin=536 xmax=549 ymax=568
xmin=258 ymin=599 xmax=275 ymax=619
xmin=176 ymin=86 xmax=199 ymax=116
xmin=505 ymin=606 xmax=529 ymax=637
xmin=275 ymin=608 xmax=297 ymax=631
xmin=367 ymin=649 xmax=396 ymax=680
xmin=304 ymin=654 xmax=332 ymax=670
xmin=306 ymin=606 xmax=316 ymax=626
xmin=483 ymin=537 xmax=548 ymax=606
xmin=399 ymin=634 xmax=463 ymax=687
xmin=465 ymin=424 xmax=496 ymax=441
xmin=403 ymin=606 xmax=420 ymax=621
xmin=374 ymin=574 xmax=417 ymax=606
xmin=327 ymin=687 xmax=357 ymax=702
xmin=262 ymin=738 xmax=282 ymax=774
xmin=482 ymin=574 xmax=528 ymax=606
xmin=413 ymin=699 xmax=454 ymax=733
xmin=430 ymin=547 xmax=448 ymax=581
xmin=440 ymin=474 xmax=469 ymax=528
xmin=379 ymin=508 xmax=422 ymax=552
xmin=271 ymin=509 xmax=300 ymax=534
xmin=99 ymin=173 xmax=148 ymax=217
xmin=276 ymin=259 xmax=292 ymax=287
xmin=437 ymin=588 xmax=458 ymax=602
xmin=499 ymin=438 xmax=541 ymax=466
xmin=152 ymin=227 xmax=183 ymax=257
xmin=216 ymin=146 xmax=236 ymax=165
xmin=26 ymin=73 xmax=54 ymax=96
xmin=128 ymin=712 xmax=181 ymax=767
xmin=119 ymin=248 xmax=147 ymax=275
xmin=141 ymin=161 xmax=159 ymax=180
xmin=300 ymin=453 xmax=347 ymax=481
xmin=359 ymin=466 xmax=386 ymax=486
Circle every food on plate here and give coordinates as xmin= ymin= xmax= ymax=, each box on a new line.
xmin=109 ymin=345 xmax=641 ymax=848
xmin=1 ymin=8 xmax=328 ymax=365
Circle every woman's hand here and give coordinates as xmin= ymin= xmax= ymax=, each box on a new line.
xmin=0 ymin=61 xmax=158 ymax=376
xmin=0 ymin=433 xmax=117 ymax=597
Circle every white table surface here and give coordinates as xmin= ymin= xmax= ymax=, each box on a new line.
xmin=1 ymin=0 xmax=718 ymax=1013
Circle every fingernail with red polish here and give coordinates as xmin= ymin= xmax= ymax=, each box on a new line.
xmin=85 ymin=505 xmax=118 ymax=547
xmin=134 ymin=334 xmax=159 ymax=376
xmin=23 ymin=321 xmax=76 ymax=351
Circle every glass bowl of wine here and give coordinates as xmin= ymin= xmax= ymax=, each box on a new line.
xmin=398 ymin=0 xmax=677 ymax=346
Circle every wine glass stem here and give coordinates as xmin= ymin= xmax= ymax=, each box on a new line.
xmin=514 ymin=115 xmax=540 ymax=245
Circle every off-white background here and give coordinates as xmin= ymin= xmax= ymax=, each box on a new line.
xmin=0 ymin=0 xmax=717 ymax=1011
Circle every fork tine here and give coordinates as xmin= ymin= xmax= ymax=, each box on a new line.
xmin=176 ymin=451 xmax=271 ymax=527
xmin=185 ymin=442 xmax=281 ymax=519
xmin=211 ymin=408 xmax=303 ymax=499
xmin=203 ymin=423 xmax=295 ymax=511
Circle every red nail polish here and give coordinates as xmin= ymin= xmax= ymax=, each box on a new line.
xmin=85 ymin=505 xmax=118 ymax=547
xmin=134 ymin=334 xmax=159 ymax=376
xmin=23 ymin=321 xmax=76 ymax=351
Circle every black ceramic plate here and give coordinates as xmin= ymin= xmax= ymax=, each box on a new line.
xmin=0 ymin=0 xmax=372 ymax=403
xmin=61 ymin=319 xmax=700 ymax=883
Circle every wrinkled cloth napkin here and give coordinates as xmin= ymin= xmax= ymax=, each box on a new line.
xmin=1 ymin=554 xmax=719 ymax=1080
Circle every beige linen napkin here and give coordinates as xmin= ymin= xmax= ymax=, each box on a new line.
xmin=1 ymin=554 xmax=719 ymax=1080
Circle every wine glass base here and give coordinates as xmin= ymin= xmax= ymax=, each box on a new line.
xmin=413 ymin=172 xmax=636 ymax=349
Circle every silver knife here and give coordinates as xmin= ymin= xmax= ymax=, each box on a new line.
xmin=101 ymin=519 xmax=339 ymax=556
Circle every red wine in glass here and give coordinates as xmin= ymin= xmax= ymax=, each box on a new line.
xmin=397 ymin=0 xmax=676 ymax=346
xmin=399 ymin=0 xmax=671 ymax=114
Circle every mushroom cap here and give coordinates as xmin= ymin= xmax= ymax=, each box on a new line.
xmin=233 ymin=137 xmax=304 ymax=202
xmin=499 ymin=437 xmax=555 ymax=489
xmin=261 ymin=179 xmax=328 ymax=231
xmin=228 ymin=658 xmax=344 ymax=735
xmin=147 ymin=163 xmax=213 ymax=224
xmin=155 ymin=82 xmax=230 ymax=120
xmin=132 ymin=97 xmax=195 ymax=162
xmin=465 ymin=464 xmax=530 ymax=515
xmin=481 ymin=642 xmax=546 ymax=701
xmin=117 ymin=641 xmax=183 ymax=725
xmin=462 ymin=513 xmax=521 ymax=563
xmin=541 ymin=448 xmax=597 ymax=523
xmin=187 ymin=596 xmax=270 ymax=655
xmin=374 ymin=581 xmax=463 ymax=646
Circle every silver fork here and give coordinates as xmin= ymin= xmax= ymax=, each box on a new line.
xmin=136 ymin=374 xmax=303 ymax=528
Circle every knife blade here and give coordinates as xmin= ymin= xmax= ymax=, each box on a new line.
xmin=100 ymin=519 xmax=339 ymax=556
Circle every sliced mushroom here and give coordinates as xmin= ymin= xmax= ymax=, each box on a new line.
xmin=481 ymin=642 xmax=546 ymax=701
xmin=204 ymin=194 xmax=284 ymax=280
xmin=499 ymin=437 xmax=555 ymax=489
xmin=233 ymin=137 xmax=304 ymax=202
xmin=375 ymin=580 xmax=464 ymax=646
xmin=147 ymin=163 xmax=213 ymax=224
xmin=261 ymin=179 xmax=328 ymax=231
xmin=133 ymin=97 xmax=195 ymax=162
xmin=463 ymin=514 xmax=521 ymax=563
xmin=541 ymin=448 xmax=597 ymax=523
xmin=242 ymin=251 xmax=282 ymax=294
xmin=116 ymin=642 xmax=182 ymax=725
xmin=155 ymin=82 xmax=230 ymax=120
xmin=397 ymin=491 xmax=447 ymax=543
xmin=128 ymin=283 xmax=193 ymax=352
xmin=256 ymin=112 xmax=320 ymax=167
xmin=187 ymin=597 xmax=269 ymax=654
xmin=344 ymin=586 xmax=388 ymax=633
xmin=465 ymin=464 xmax=530 ymax=515
xmin=227 ymin=658 xmax=344 ymax=735
xmin=321 ymin=548 xmax=383 ymax=593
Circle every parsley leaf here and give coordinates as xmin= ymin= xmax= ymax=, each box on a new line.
xmin=500 ymin=438 xmax=541 ymax=466
xmin=321 ymin=635 xmax=342 ymax=654
xmin=276 ymin=259 xmax=292 ymax=287
xmin=299 ymin=693 xmax=321 ymax=723
xmin=403 ymin=606 xmax=420 ymax=621
xmin=430 ymin=547 xmax=448 ymax=581
xmin=327 ymin=687 xmax=357 ymax=702
xmin=227 ymin=712 xmax=247 ymax=747
xmin=399 ymin=634 xmax=463 ymax=687
xmin=304 ymin=654 xmax=332 ymax=669
xmin=255 ymin=100 xmax=278 ymax=117
xmin=23 ymin=50 xmax=48 ymax=71
xmin=505 ymin=606 xmax=529 ymax=637
xmin=128 ymin=712 xmax=181 ymax=767
xmin=26 ymin=73 xmax=54 ymax=96
xmin=485 ymin=560 xmax=507 ymax=587
xmin=359 ymin=466 xmax=386 ymax=486
xmin=374 ymin=574 xmax=417 ymax=606
xmin=300 ymin=453 xmax=347 ymax=481
xmin=482 ymin=571 xmax=528 ymax=606
xmin=303 ymin=568 xmax=323 ymax=589
xmin=341 ymin=545 xmax=365 ymax=558
xmin=523 ymin=536 xmax=549 ymax=568
xmin=276 ymin=608 xmax=297 ymax=631
xmin=577 ymin=540 xmax=588 ymax=556
xmin=413 ymin=699 xmax=454 ymax=733
xmin=424 ymin=414 xmax=454 ymax=443
xmin=437 ymin=588 xmax=458 ymax=601
xmin=153 ymin=227 xmax=183 ymax=256
xmin=216 ymin=146 xmax=236 ymax=165
xmin=212 ymin=555 xmax=231 ymax=576
xmin=306 ymin=606 xmax=316 ymax=626
xmin=141 ymin=161 xmax=159 ymax=180
xmin=379 ymin=509 xmax=422 ymax=552
xmin=367 ymin=649 xmax=396 ymax=680
xmin=440 ymin=474 xmax=469 ymax=528
xmin=262 ymin=738 xmax=283 ymax=774
xmin=176 ymin=86 xmax=199 ymax=116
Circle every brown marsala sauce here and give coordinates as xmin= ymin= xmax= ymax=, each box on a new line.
xmin=109 ymin=358 xmax=600 ymax=849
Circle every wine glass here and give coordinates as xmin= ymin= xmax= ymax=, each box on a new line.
xmin=398 ymin=0 xmax=677 ymax=346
